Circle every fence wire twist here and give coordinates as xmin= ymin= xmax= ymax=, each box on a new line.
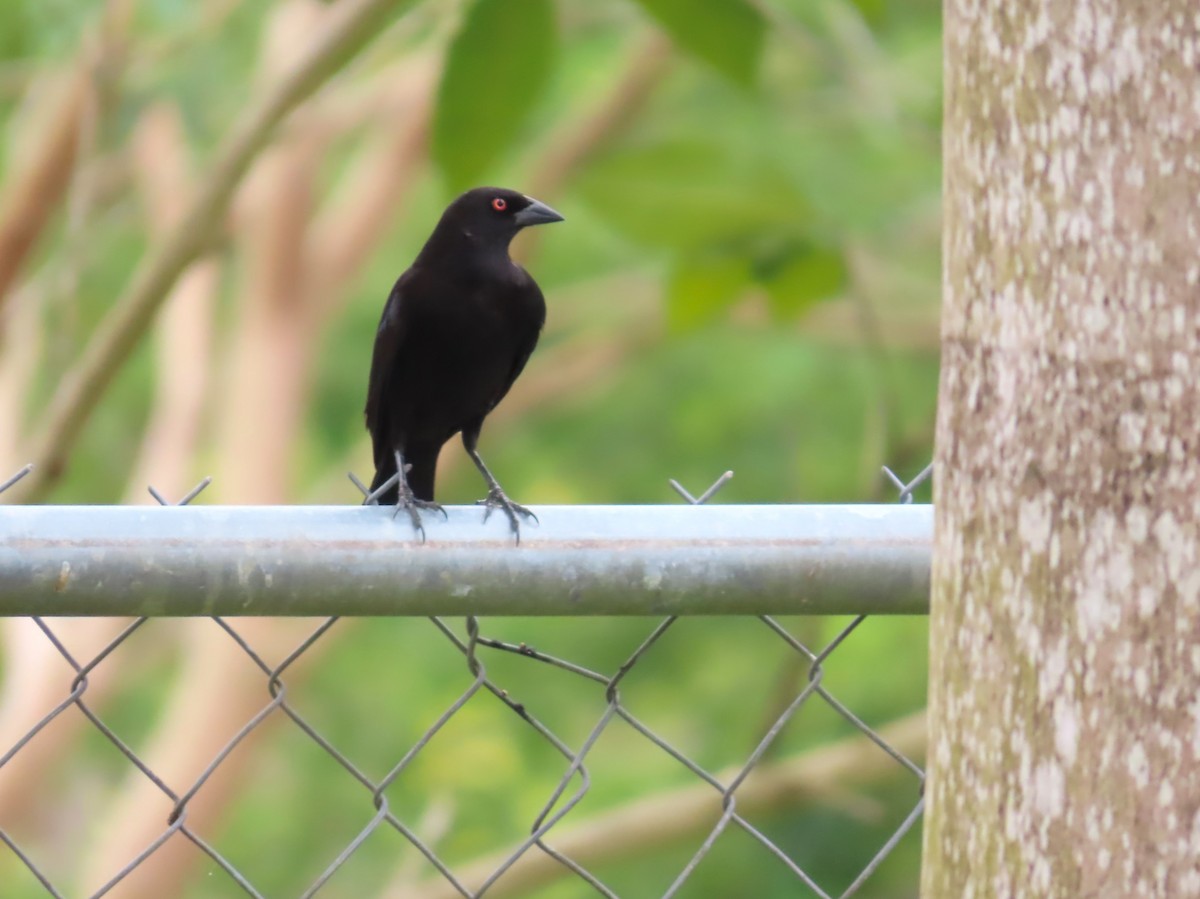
xmin=0 ymin=461 xmax=931 ymax=898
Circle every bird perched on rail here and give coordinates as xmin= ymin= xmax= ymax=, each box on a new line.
xmin=364 ymin=187 xmax=564 ymax=541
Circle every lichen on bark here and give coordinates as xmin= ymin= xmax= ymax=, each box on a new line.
xmin=925 ymin=1 xmax=1200 ymax=896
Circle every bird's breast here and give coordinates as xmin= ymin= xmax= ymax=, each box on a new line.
xmin=405 ymin=302 xmax=531 ymax=416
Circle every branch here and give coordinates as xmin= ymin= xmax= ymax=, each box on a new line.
xmin=214 ymin=139 xmax=319 ymax=504
xmin=524 ymin=32 xmax=673 ymax=203
xmin=0 ymin=0 xmax=138 ymax=328
xmin=394 ymin=710 xmax=926 ymax=899
xmin=307 ymin=65 xmax=435 ymax=311
xmin=0 ymin=285 xmax=43 ymax=475
xmin=122 ymin=104 xmax=217 ymax=503
xmin=513 ymin=32 xmax=672 ymax=266
xmin=8 ymin=0 xmax=416 ymax=503
xmin=0 ymin=68 xmax=88 ymax=320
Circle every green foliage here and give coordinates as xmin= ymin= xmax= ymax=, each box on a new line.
xmin=628 ymin=0 xmax=766 ymax=85
xmin=0 ymin=1 xmax=30 ymax=61
xmin=665 ymin=241 xmax=848 ymax=331
xmin=433 ymin=0 xmax=557 ymax=191
xmin=575 ymin=140 xmax=805 ymax=250
xmin=666 ymin=253 xmax=750 ymax=330
xmin=762 ymin=242 xmax=848 ymax=318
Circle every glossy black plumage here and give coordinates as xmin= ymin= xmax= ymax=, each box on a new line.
xmin=364 ymin=187 xmax=563 ymax=539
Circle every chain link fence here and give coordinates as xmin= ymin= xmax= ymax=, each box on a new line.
xmin=0 ymin=462 xmax=931 ymax=898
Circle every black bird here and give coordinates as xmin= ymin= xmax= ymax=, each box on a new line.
xmin=364 ymin=187 xmax=563 ymax=540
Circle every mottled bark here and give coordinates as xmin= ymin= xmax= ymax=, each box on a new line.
xmin=926 ymin=2 xmax=1200 ymax=897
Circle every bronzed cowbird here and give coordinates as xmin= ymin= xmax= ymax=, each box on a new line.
xmin=364 ymin=187 xmax=563 ymax=541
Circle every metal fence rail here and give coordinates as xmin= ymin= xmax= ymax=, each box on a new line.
xmin=0 ymin=464 xmax=932 ymax=899
xmin=0 ymin=504 xmax=931 ymax=617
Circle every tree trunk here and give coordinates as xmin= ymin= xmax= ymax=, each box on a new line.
xmin=925 ymin=2 xmax=1200 ymax=897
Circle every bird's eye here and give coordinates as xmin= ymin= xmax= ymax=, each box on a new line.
xmin=491 ymin=197 xmax=507 ymax=212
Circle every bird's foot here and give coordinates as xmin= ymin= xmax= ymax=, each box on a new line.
xmin=391 ymin=490 xmax=447 ymax=542
xmin=477 ymin=487 xmax=537 ymax=543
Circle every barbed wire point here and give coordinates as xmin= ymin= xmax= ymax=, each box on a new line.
xmin=667 ymin=479 xmax=697 ymax=503
xmin=0 ymin=464 xmax=34 ymax=496
xmin=881 ymin=461 xmax=933 ymax=504
xmin=670 ymin=470 xmax=734 ymax=506
xmin=180 ymin=476 xmax=213 ymax=506
xmin=147 ymin=476 xmax=213 ymax=507
xmin=347 ymin=470 xmax=371 ymax=498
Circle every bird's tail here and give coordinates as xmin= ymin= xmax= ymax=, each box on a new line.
xmin=368 ymin=445 xmax=438 ymax=504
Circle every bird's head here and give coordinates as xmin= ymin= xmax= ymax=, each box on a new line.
xmin=437 ymin=187 xmax=564 ymax=249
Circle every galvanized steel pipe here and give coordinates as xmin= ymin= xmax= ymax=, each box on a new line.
xmin=0 ymin=505 xmax=932 ymax=616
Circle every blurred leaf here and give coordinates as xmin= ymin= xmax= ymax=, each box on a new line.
xmin=780 ymin=119 xmax=938 ymax=233
xmin=629 ymin=0 xmax=765 ymax=86
xmin=666 ymin=254 xmax=750 ymax=331
xmin=576 ymin=140 xmax=806 ymax=250
xmin=849 ymin=0 xmax=887 ymax=25
xmin=433 ymin=0 xmax=556 ymax=190
xmin=762 ymin=244 xmax=847 ymax=318
xmin=0 ymin=1 xmax=29 ymax=60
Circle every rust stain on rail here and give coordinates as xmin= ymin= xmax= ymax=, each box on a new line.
xmin=3 ymin=535 xmax=930 ymax=554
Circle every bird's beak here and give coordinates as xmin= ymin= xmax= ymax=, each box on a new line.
xmin=514 ymin=197 xmax=564 ymax=226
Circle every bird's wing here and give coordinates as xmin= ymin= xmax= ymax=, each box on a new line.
xmin=487 ymin=280 xmax=545 ymax=414
xmin=364 ymin=276 xmax=408 ymax=436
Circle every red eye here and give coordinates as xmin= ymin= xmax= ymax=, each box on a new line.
xmin=492 ymin=197 xmax=507 ymax=211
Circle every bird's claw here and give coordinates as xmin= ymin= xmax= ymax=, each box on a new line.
xmin=389 ymin=497 xmax=446 ymax=519
xmin=424 ymin=500 xmax=451 ymax=521
xmin=390 ymin=494 xmax=447 ymax=542
xmin=477 ymin=488 xmax=537 ymax=542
